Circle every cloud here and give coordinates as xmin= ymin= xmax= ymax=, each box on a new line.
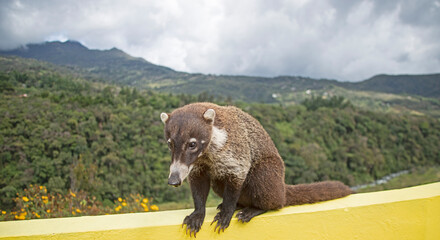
xmin=0 ymin=0 xmax=439 ymax=81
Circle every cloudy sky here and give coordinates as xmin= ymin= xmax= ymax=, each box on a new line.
xmin=1 ymin=0 xmax=439 ymax=81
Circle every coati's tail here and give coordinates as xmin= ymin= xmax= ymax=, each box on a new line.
xmin=285 ymin=181 xmax=353 ymax=206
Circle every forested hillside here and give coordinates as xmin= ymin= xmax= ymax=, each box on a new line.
xmin=0 ymin=41 xmax=179 ymax=85
xmin=342 ymin=74 xmax=440 ymax=98
xmin=2 ymin=41 xmax=439 ymax=103
xmin=1 ymin=56 xmax=439 ymax=212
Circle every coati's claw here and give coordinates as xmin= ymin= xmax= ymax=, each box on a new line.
xmin=236 ymin=207 xmax=267 ymax=223
xmin=211 ymin=211 xmax=232 ymax=233
xmin=182 ymin=211 xmax=205 ymax=237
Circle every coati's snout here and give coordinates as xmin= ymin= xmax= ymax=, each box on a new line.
xmin=168 ymin=173 xmax=182 ymax=187
xmin=168 ymin=172 xmax=181 ymax=187
xmin=168 ymin=161 xmax=193 ymax=187
xmin=160 ymin=108 xmax=216 ymax=187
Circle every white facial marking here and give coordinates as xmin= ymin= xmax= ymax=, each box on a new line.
xmin=189 ymin=138 xmax=197 ymax=143
xmin=211 ymin=126 xmax=227 ymax=149
xmin=167 ymin=139 xmax=171 ymax=149
xmin=169 ymin=161 xmax=193 ymax=182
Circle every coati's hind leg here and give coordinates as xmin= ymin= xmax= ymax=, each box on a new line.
xmin=238 ymin=156 xmax=286 ymax=220
xmin=236 ymin=207 xmax=266 ymax=223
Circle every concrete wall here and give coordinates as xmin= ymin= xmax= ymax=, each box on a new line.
xmin=1 ymin=182 xmax=439 ymax=240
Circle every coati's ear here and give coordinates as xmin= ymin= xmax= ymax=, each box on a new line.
xmin=203 ymin=109 xmax=215 ymax=122
xmin=160 ymin=112 xmax=169 ymax=124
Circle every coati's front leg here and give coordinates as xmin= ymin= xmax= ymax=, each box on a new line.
xmin=211 ymin=182 xmax=242 ymax=233
xmin=183 ymin=171 xmax=210 ymax=237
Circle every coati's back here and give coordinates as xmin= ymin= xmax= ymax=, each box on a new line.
xmin=183 ymin=103 xmax=282 ymax=162
xmin=233 ymin=109 xmax=284 ymax=169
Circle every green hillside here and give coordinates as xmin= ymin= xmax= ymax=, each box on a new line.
xmin=343 ymin=74 xmax=440 ymax=98
xmin=1 ymin=41 xmax=439 ymax=104
xmin=1 ymin=56 xmax=439 ymax=214
xmin=0 ymin=41 xmax=182 ymax=86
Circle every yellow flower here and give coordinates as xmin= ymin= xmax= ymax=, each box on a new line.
xmin=115 ymin=206 xmax=122 ymax=212
xmin=143 ymin=207 xmax=149 ymax=212
xmin=76 ymin=209 xmax=81 ymax=213
xmin=46 ymin=209 xmax=51 ymax=213
xmin=150 ymin=205 xmax=159 ymax=211
xmin=1 ymin=211 xmax=6 ymax=215
xmin=34 ymin=212 xmax=41 ymax=218
xmin=118 ymin=197 xmax=122 ymax=202
xmin=141 ymin=203 xmax=147 ymax=208
xmin=22 ymin=196 xmax=29 ymax=202
xmin=15 ymin=211 xmax=27 ymax=220
xmin=15 ymin=215 xmax=26 ymax=220
xmin=39 ymin=186 xmax=43 ymax=190
xmin=72 ymin=211 xmax=76 ymax=215
xmin=142 ymin=198 xmax=149 ymax=204
xmin=122 ymin=202 xmax=127 ymax=207
xmin=70 ymin=191 xmax=76 ymax=198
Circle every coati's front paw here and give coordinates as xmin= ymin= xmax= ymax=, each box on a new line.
xmin=211 ymin=209 xmax=234 ymax=233
xmin=182 ymin=211 xmax=205 ymax=237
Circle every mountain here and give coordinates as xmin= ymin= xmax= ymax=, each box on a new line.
xmin=342 ymin=74 xmax=440 ymax=98
xmin=1 ymin=41 xmax=439 ymax=102
xmin=0 ymin=40 xmax=172 ymax=71
xmin=0 ymin=41 xmax=183 ymax=86
xmin=0 ymin=41 xmax=340 ymax=102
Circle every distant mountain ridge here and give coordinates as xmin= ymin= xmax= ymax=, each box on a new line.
xmin=0 ymin=41 xmax=181 ymax=87
xmin=1 ymin=40 xmax=170 ymax=70
xmin=343 ymin=74 xmax=440 ymax=99
xmin=1 ymin=40 xmax=439 ymax=100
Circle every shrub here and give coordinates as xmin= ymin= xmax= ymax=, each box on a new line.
xmin=0 ymin=184 xmax=159 ymax=221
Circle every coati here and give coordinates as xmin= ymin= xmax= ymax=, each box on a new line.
xmin=160 ymin=102 xmax=352 ymax=236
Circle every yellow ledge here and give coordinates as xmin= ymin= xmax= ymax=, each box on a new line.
xmin=1 ymin=182 xmax=439 ymax=240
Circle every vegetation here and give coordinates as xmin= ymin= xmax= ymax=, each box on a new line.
xmin=342 ymin=74 xmax=440 ymax=98
xmin=357 ymin=166 xmax=440 ymax=193
xmin=2 ymin=41 xmax=439 ymax=105
xmin=0 ymin=184 xmax=158 ymax=221
xmin=0 ymin=56 xmax=439 ymax=220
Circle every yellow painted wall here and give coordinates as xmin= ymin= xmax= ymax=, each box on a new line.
xmin=1 ymin=182 xmax=439 ymax=240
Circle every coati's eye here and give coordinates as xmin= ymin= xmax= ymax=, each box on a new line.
xmin=188 ymin=141 xmax=197 ymax=150
xmin=167 ymin=139 xmax=172 ymax=149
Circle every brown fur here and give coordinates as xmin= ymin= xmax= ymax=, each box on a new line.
xmin=162 ymin=102 xmax=352 ymax=235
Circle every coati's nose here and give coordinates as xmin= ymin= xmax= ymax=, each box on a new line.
xmin=168 ymin=173 xmax=181 ymax=187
